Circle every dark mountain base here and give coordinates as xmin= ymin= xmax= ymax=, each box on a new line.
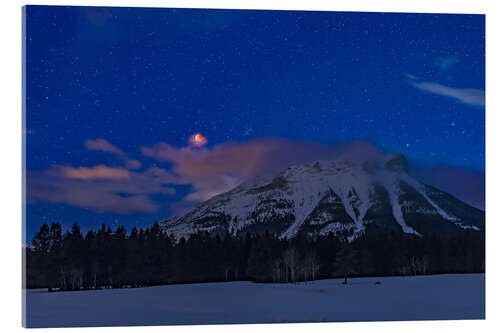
xmin=25 ymin=222 xmax=484 ymax=290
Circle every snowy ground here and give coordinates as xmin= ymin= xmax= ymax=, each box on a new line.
xmin=24 ymin=274 xmax=484 ymax=328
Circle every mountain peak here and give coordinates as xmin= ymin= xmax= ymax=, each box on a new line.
xmin=159 ymin=153 xmax=483 ymax=242
xmin=384 ymin=153 xmax=408 ymax=173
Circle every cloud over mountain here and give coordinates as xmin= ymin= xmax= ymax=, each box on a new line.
xmin=140 ymin=138 xmax=386 ymax=202
xmin=26 ymin=138 xmax=484 ymax=215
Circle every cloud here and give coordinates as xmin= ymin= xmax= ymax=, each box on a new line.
xmin=411 ymin=81 xmax=485 ymax=107
xmin=27 ymin=164 xmax=176 ymax=214
xmin=141 ymin=137 xmax=484 ymax=210
xmin=125 ymin=159 xmax=142 ymax=169
xmin=46 ymin=165 xmax=131 ymax=180
xmin=27 ymin=137 xmax=484 ymax=215
xmin=86 ymin=139 xmax=124 ymax=155
xmin=27 ymin=180 xmax=159 ymax=214
xmin=85 ymin=138 xmax=142 ymax=169
xmin=141 ymin=138 xmax=386 ymax=202
xmin=403 ymin=72 xmax=419 ymax=81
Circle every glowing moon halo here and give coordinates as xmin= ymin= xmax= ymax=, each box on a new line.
xmin=189 ymin=133 xmax=207 ymax=147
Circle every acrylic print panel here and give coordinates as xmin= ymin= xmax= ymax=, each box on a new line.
xmin=22 ymin=5 xmax=485 ymax=328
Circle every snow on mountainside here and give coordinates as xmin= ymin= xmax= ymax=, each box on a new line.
xmin=158 ymin=153 xmax=484 ymax=241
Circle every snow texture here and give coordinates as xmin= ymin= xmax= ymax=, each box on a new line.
xmin=24 ymin=274 xmax=484 ymax=328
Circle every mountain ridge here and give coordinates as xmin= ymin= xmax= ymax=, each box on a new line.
xmin=158 ymin=154 xmax=484 ymax=241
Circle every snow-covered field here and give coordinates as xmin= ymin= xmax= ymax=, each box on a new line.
xmin=24 ymin=274 xmax=484 ymax=328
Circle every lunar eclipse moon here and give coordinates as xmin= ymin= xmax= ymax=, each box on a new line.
xmin=189 ymin=133 xmax=207 ymax=147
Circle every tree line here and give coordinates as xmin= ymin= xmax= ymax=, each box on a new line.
xmin=24 ymin=221 xmax=484 ymax=291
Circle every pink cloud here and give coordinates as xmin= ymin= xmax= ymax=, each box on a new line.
xmin=27 ymin=180 xmax=159 ymax=214
xmin=141 ymin=138 xmax=384 ymax=201
xmin=125 ymin=159 xmax=142 ymax=169
xmin=85 ymin=138 xmax=142 ymax=170
xmin=27 ymin=165 xmax=176 ymax=214
xmin=26 ymin=138 xmax=182 ymax=214
xmin=85 ymin=139 xmax=124 ymax=155
xmin=47 ymin=165 xmax=131 ymax=180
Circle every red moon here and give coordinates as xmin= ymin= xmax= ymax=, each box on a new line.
xmin=189 ymin=133 xmax=207 ymax=147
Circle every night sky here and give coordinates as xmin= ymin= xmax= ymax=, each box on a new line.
xmin=24 ymin=6 xmax=485 ymax=239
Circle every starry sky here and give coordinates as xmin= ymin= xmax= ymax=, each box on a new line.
xmin=24 ymin=6 xmax=485 ymax=239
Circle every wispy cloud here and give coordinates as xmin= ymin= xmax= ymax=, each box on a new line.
xmin=85 ymin=138 xmax=142 ymax=169
xmin=411 ymin=81 xmax=485 ymax=107
xmin=46 ymin=165 xmax=131 ymax=180
xmin=85 ymin=138 xmax=125 ymax=155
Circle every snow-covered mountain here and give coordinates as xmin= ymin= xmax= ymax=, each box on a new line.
xmin=158 ymin=153 xmax=484 ymax=241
